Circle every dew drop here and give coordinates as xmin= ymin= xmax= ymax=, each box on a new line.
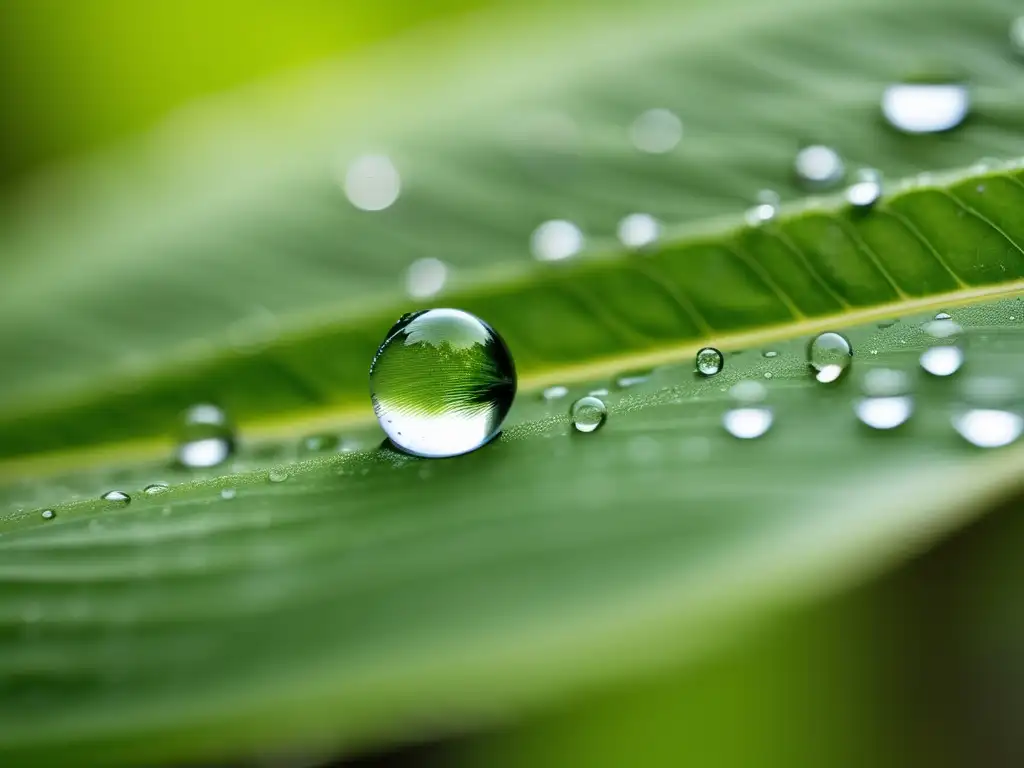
xmin=615 ymin=372 xmax=650 ymax=389
xmin=854 ymin=368 xmax=913 ymax=430
xmin=268 ymin=468 xmax=290 ymax=483
xmin=881 ymin=81 xmax=970 ymax=134
xmin=807 ymin=332 xmax=853 ymax=383
xmin=695 ymin=346 xmax=724 ymax=376
xmin=343 ymin=154 xmax=401 ymax=211
xmin=405 ymin=258 xmax=448 ymax=299
xmin=299 ymin=433 xmax=341 ymax=455
xmin=762 ymin=350 xmax=778 ymax=359
xmin=588 ymin=388 xmax=610 ymax=397
xmin=143 ymin=483 xmax=169 ymax=496
xmin=794 ymin=145 xmax=845 ymax=190
xmin=101 ymin=490 xmax=130 ymax=506
xmin=951 ymin=377 xmax=1023 ymax=448
xmin=919 ymin=317 xmax=964 ymax=377
xmin=745 ymin=189 xmax=779 ymax=226
xmin=541 ymin=385 xmax=569 ymax=402
xmin=175 ymin=404 xmax=236 ymax=469
xmin=570 ymin=396 xmax=608 ymax=433
xmin=723 ymin=380 xmax=773 ymax=439
xmin=617 ymin=213 xmax=661 ymax=249
xmin=846 ymin=168 xmax=882 ymax=209
xmin=531 ymin=219 xmax=584 ymax=261
xmin=40 ymin=509 xmax=55 ymax=521
xmin=369 ymin=308 xmax=516 ymax=458
xmin=934 ymin=311 xmax=952 ymax=320
xmin=629 ymin=108 xmax=682 ymax=154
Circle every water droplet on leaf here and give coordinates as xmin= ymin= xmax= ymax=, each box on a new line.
xmin=881 ymin=82 xmax=970 ymax=134
xmin=854 ymin=368 xmax=913 ymax=430
xmin=629 ymin=108 xmax=682 ymax=154
xmin=405 ymin=258 xmax=448 ymax=299
xmin=40 ymin=509 xmax=55 ymax=521
xmin=220 ymin=488 xmax=237 ymax=500
xmin=268 ymin=468 xmax=290 ymax=483
xmin=299 ymin=433 xmax=341 ymax=455
xmin=846 ymin=168 xmax=882 ymax=209
xmin=531 ymin=219 xmax=584 ymax=261
xmin=808 ymin=332 xmax=853 ymax=383
xmin=369 ymin=308 xmax=516 ymax=458
xmin=541 ymin=385 xmax=569 ymax=402
xmin=919 ymin=318 xmax=964 ymax=377
xmin=695 ymin=347 xmax=724 ymax=376
xmin=101 ymin=490 xmax=130 ymax=506
xmin=951 ymin=377 xmax=1023 ymax=448
xmin=176 ymin=404 xmax=235 ymax=469
xmin=343 ymin=154 xmax=401 ymax=211
xmin=617 ymin=213 xmax=660 ymax=248
xmin=143 ymin=483 xmax=169 ymax=495
xmin=570 ymin=396 xmax=608 ymax=433
xmin=723 ymin=380 xmax=773 ymax=439
xmin=745 ymin=189 xmax=779 ymax=226
xmin=794 ymin=145 xmax=845 ymax=189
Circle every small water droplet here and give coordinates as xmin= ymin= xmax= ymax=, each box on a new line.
xmin=629 ymin=108 xmax=682 ymax=154
xmin=695 ymin=346 xmax=724 ymax=376
xmin=220 ymin=488 xmax=237 ymax=500
xmin=934 ymin=311 xmax=952 ymax=320
xmin=614 ymin=372 xmax=650 ymax=389
xmin=40 ymin=509 xmax=55 ymax=521
xmin=846 ymin=168 xmax=882 ymax=209
xmin=143 ymin=483 xmax=169 ymax=495
xmin=101 ymin=490 xmax=130 ymax=505
xmin=854 ymin=369 xmax=913 ymax=430
xmin=588 ymin=388 xmax=610 ymax=397
xmin=808 ymin=332 xmax=853 ymax=383
xmin=176 ymin=404 xmax=236 ymax=469
xmin=881 ymin=81 xmax=970 ymax=134
xmin=617 ymin=213 xmax=661 ymax=249
xmin=343 ymin=153 xmax=400 ymax=211
xmin=762 ymin=350 xmax=778 ymax=359
xmin=745 ymin=189 xmax=780 ymax=226
xmin=877 ymin=319 xmax=897 ymax=329
xmin=370 ymin=308 xmax=516 ymax=458
xmin=299 ymin=433 xmax=341 ymax=455
xmin=268 ymin=468 xmax=290 ymax=483
xmin=919 ymin=318 xmax=964 ymax=377
xmin=794 ymin=145 xmax=845 ymax=190
xmin=405 ymin=258 xmax=448 ymax=299
xmin=570 ymin=395 xmax=608 ymax=433
xmin=541 ymin=385 xmax=569 ymax=402
xmin=763 ymin=372 xmax=773 ymax=379
xmin=531 ymin=219 xmax=584 ymax=261
xmin=723 ymin=380 xmax=772 ymax=439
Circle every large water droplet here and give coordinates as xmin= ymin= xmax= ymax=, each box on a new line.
xmin=369 ymin=308 xmax=516 ymax=458
xmin=101 ymin=490 xmax=130 ymax=506
xmin=881 ymin=82 xmax=970 ymax=134
xmin=919 ymin=318 xmax=964 ymax=377
xmin=570 ymin=395 xmax=608 ymax=433
xmin=531 ymin=219 xmax=584 ymax=261
xmin=808 ymin=332 xmax=853 ymax=383
xmin=629 ymin=108 xmax=682 ymax=154
xmin=143 ymin=483 xmax=169 ymax=495
xmin=176 ymin=404 xmax=235 ymax=469
xmin=696 ymin=347 xmax=724 ymax=376
xmin=951 ymin=377 xmax=1023 ymax=448
xmin=617 ymin=213 xmax=661 ymax=249
xmin=405 ymin=258 xmax=448 ymax=299
xmin=745 ymin=189 xmax=780 ymax=226
xmin=854 ymin=368 xmax=913 ymax=430
xmin=794 ymin=145 xmax=845 ymax=190
xmin=343 ymin=154 xmax=401 ymax=211
xmin=846 ymin=168 xmax=882 ymax=209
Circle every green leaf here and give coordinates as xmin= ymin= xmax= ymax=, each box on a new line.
xmin=2 ymin=0 xmax=1024 ymax=765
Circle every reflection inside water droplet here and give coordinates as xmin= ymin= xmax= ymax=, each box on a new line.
xmin=343 ymin=154 xmax=401 ymax=211
xmin=629 ymin=108 xmax=682 ymax=154
xmin=794 ymin=145 xmax=845 ymax=189
xmin=881 ymin=82 xmax=970 ymax=134
xmin=617 ymin=213 xmax=660 ymax=248
xmin=695 ymin=347 xmax=724 ymax=376
xmin=570 ymin=395 xmax=608 ymax=433
xmin=531 ymin=219 xmax=584 ymax=261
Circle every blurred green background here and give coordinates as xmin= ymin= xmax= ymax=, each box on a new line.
xmin=0 ymin=0 xmax=514 ymax=187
